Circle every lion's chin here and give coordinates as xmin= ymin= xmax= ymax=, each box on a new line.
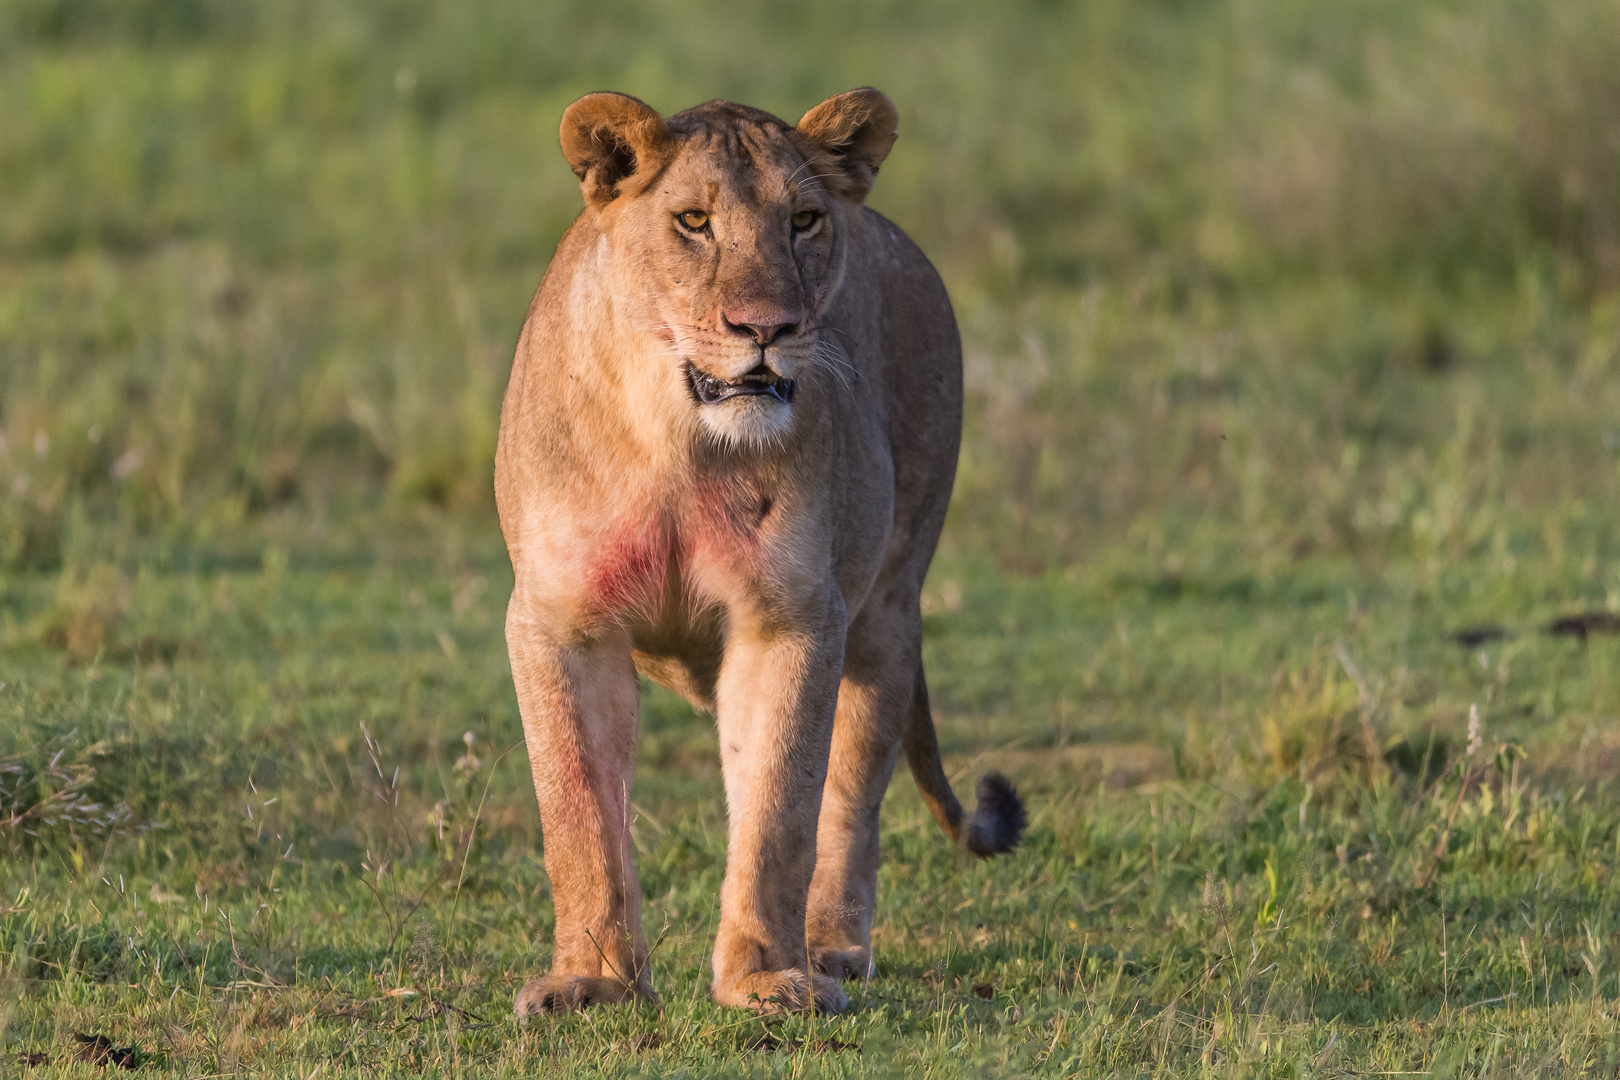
xmin=694 ymin=396 xmax=794 ymax=449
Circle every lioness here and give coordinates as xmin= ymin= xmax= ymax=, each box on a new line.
xmin=495 ymin=87 xmax=1024 ymax=1016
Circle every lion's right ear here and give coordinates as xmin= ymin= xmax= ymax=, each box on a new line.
xmin=560 ymin=92 xmax=670 ymax=209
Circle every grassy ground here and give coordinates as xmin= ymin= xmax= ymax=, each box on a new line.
xmin=4 ymin=0 xmax=1620 ymax=1075
xmin=4 ymin=531 xmax=1620 ymax=1076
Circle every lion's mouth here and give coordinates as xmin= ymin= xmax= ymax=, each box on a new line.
xmin=685 ymin=362 xmax=796 ymax=406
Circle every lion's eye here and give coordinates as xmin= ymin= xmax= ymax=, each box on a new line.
xmin=678 ymin=209 xmax=709 ymax=231
xmin=791 ymin=210 xmax=820 ymax=232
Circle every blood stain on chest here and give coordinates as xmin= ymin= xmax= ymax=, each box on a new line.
xmin=586 ymin=522 xmax=675 ymax=617
xmin=584 ymin=483 xmax=767 ymax=618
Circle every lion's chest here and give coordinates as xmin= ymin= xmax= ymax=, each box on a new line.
xmin=579 ymin=481 xmax=779 ymax=623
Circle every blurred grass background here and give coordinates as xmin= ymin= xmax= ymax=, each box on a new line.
xmin=4 ymin=1 xmax=1620 ymax=1074
xmin=4 ymin=0 xmax=1618 ymax=574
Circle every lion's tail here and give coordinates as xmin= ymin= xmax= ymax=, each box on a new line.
xmin=902 ymin=668 xmax=1026 ymax=857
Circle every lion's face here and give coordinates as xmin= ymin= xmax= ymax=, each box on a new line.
xmin=560 ymin=92 xmax=898 ymax=448
xmin=606 ymin=110 xmax=843 ymax=447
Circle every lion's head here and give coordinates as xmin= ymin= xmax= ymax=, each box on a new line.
xmin=558 ymin=88 xmax=898 ymax=447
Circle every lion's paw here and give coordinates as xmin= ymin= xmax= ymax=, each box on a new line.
xmin=714 ymin=969 xmax=848 ymax=1014
xmin=811 ymin=945 xmax=873 ymax=982
xmin=514 ymin=974 xmax=633 ymax=1018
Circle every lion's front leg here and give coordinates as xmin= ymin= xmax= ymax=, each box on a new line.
xmin=507 ymin=605 xmax=653 ymax=1017
xmin=710 ymin=596 xmax=849 ymax=1014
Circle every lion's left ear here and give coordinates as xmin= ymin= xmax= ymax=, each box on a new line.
xmin=794 ymin=88 xmax=899 ymax=203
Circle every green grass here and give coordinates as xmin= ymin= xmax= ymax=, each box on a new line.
xmin=4 ymin=539 xmax=1620 ymax=1075
xmin=4 ymin=0 xmax=1620 ymax=1074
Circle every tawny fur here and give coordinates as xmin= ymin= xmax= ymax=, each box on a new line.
xmin=496 ymin=87 xmax=1023 ymax=1017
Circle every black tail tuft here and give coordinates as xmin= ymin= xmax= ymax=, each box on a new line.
xmin=964 ymin=771 xmax=1026 ymax=857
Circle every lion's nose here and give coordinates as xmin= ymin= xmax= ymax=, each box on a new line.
xmin=722 ymin=312 xmax=797 ymax=347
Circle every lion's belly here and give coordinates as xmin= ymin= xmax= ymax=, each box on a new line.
xmin=631 ymin=643 xmax=722 ymax=712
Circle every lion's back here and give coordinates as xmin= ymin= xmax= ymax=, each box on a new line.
xmin=847 ymin=208 xmax=963 ymax=586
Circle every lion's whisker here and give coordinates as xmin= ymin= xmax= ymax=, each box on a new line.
xmin=784 ymin=157 xmax=819 ymax=188
xmin=803 ymin=341 xmax=855 ymax=395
